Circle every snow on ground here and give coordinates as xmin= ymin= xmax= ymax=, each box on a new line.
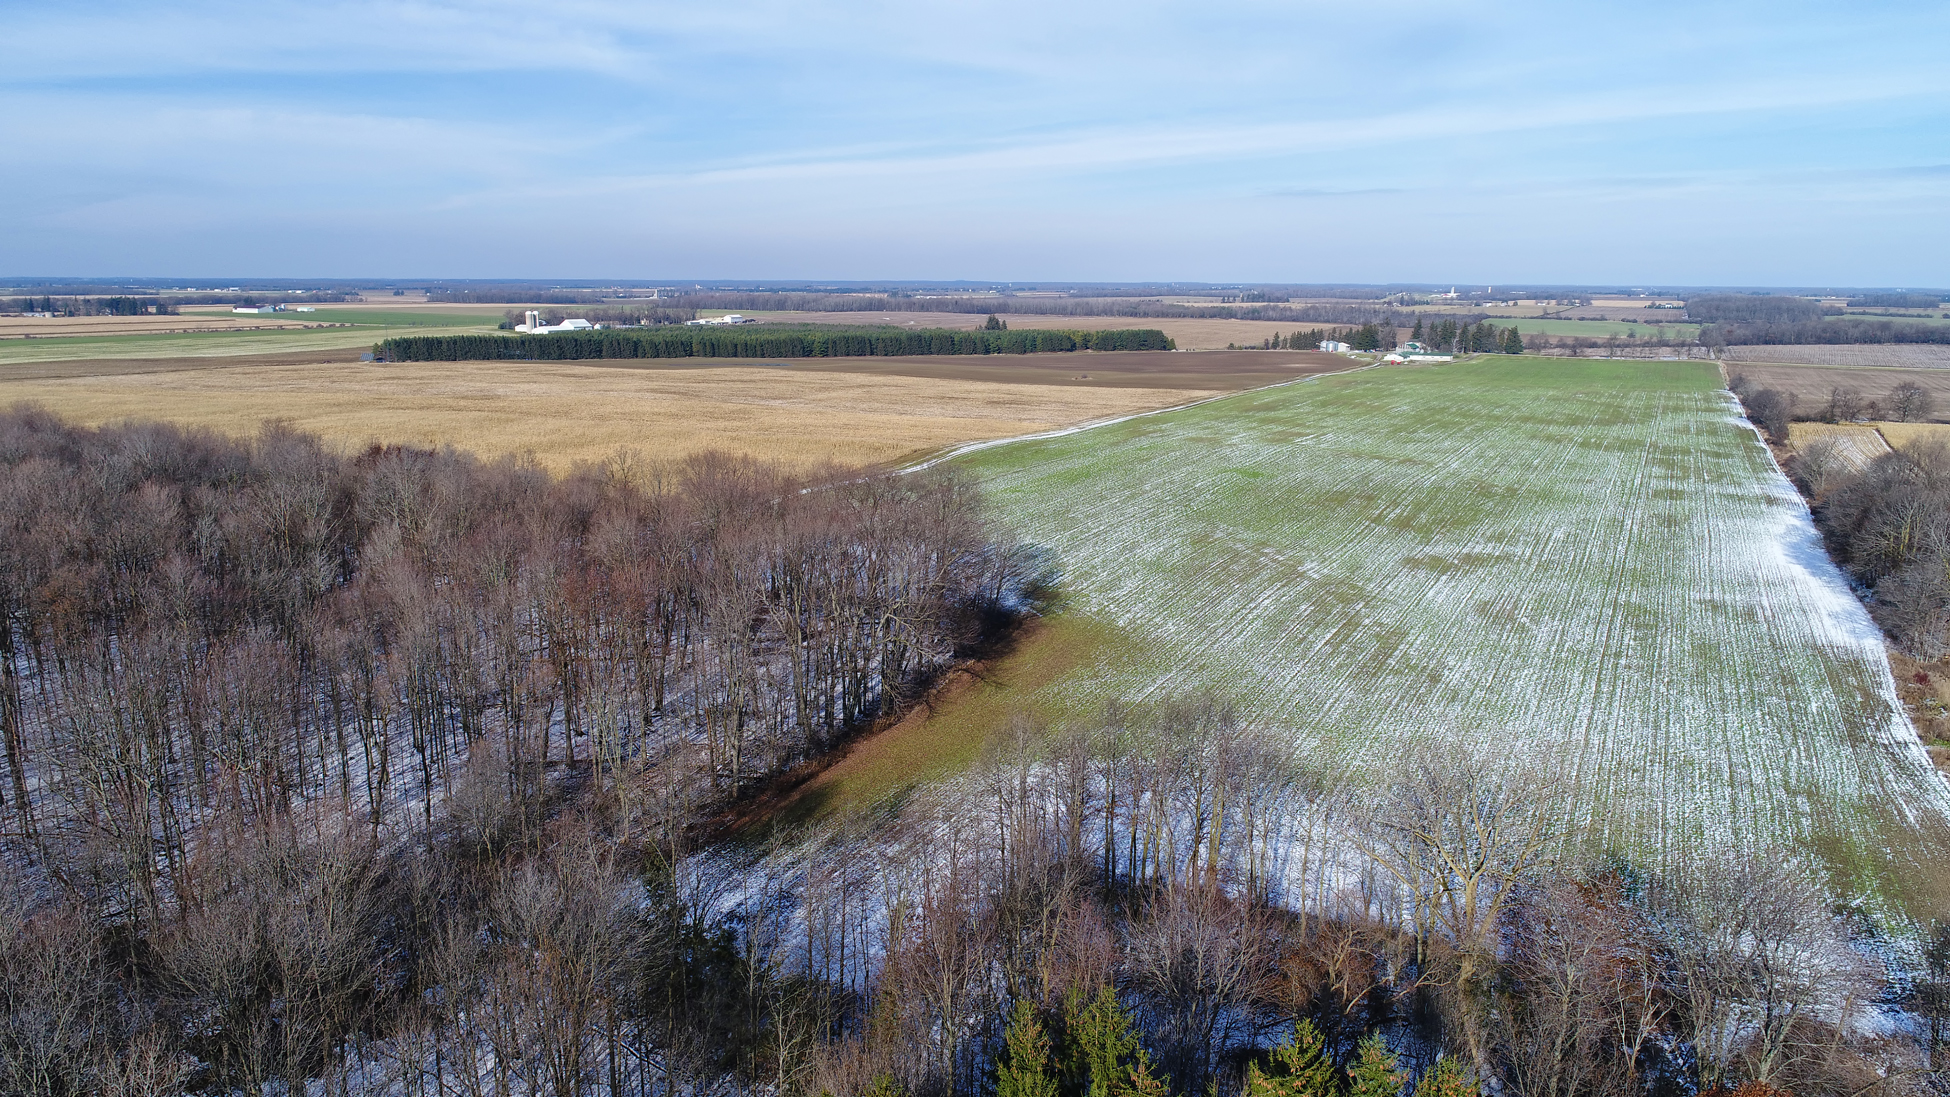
xmin=953 ymin=357 xmax=1950 ymax=869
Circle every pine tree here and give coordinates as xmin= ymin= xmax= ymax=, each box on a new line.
xmin=1411 ymin=317 xmax=1425 ymax=343
xmin=1411 ymin=1056 xmax=1475 ymax=1097
xmin=1351 ymin=323 xmax=1382 ymax=351
xmin=999 ymin=1000 xmax=1059 ymax=1097
xmin=1501 ymin=326 xmax=1524 ymax=355
xmin=1347 ymin=1034 xmax=1405 ymax=1097
xmin=1245 ymin=1019 xmax=1336 ymax=1097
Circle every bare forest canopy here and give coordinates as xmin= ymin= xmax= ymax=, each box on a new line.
xmin=1684 ymin=295 xmax=1831 ymax=325
xmin=1852 ymin=294 xmax=1945 ymax=310
xmin=374 ymin=327 xmax=1176 ymax=362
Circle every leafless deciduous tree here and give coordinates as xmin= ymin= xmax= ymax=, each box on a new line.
xmin=1351 ymin=756 xmax=1566 ymax=1076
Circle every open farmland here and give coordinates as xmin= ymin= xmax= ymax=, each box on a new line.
xmin=725 ymin=309 xmax=1338 ymax=351
xmin=0 ymin=353 xmax=1336 ymax=470
xmin=0 ymin=305 xmax=505 ymax=363
xmin=824 ymin=357 xmax=1950 ymax=889
xmin=0 ymin=314 xmax=319 ymax=337
xmin=1724 ymin=345 xmax=1950 ymax=369
xmin=1730 ymin=361 xmax=1950 ymax=419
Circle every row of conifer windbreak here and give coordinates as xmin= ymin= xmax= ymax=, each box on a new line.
xmin=374 ymin=326 xmax=1176 ymax=362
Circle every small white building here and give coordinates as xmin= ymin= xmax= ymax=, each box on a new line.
xmin=1384 ymin=343 xmax=1455 ymax=363
xmin=684 ymin=313 xmax=754 ymax=326
xmin=1318 ymin=339 xmax=1351 ymax=352
xmin=232 ymin=304 xmax=283 ymax=314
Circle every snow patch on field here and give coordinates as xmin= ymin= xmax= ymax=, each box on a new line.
xmin=957 ymin=360 xmax=1950 ymax=863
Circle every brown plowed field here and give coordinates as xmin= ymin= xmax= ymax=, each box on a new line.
xmin=1730 ymin=362 xmax=1950 ymax=422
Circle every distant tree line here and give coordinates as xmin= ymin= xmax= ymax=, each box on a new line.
xmin=1683 ymin=295 xmax=1831 ymax=325
xmin=434 ymin=286 xmax=616 ymax=304
xmin=1851 ymin=293 xmax=1943 ymax=310
xmin=1704 ymin=318 xmax=1950 ymax=346
xmin=1683 ymin=291 xmax=1950 ymax=347
xmin=4 ymin=295 xmax=177 ymax=316
xmin=160 ymin=293 xmax=351 ymax=307
xmin=376 ymin=327 xmax=1176 ymax=362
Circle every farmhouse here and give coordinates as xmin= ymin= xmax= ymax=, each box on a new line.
xmin=1383 ymin=342 xmax=1455 ymax=363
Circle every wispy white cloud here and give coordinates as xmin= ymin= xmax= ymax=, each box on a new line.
xmin=2 ymin=0 xmax=1948 ymax=279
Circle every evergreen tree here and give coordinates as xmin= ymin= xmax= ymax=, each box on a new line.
xmin=1350 ymin=323 xmax=1382 ymax=351
xmin=1435 ymin=319 xmax=1458 ymax=351
xmin=1125 ymin=1055 xmax=1169 ymax=1097
xmin=1346 ymin=1035 xmax=1405 ymax=1097
xmin=1245 ymin=1019 xmax=1336 ymax=1097
xmin=1501 ymin=326 xmax=1524 ymax=355
xmin=1410 ymin=1056 xmax=1474 ymax=1097
xmin=1411 ymin=317 xmax=1425 ymax=343
xmin=1060 ymin=986 xmax=1151 ymax=1097
xmin=999 ymin=1000 xmax=1059 ymax=1097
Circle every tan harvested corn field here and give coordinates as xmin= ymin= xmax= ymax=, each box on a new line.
xmin=1786 ymin=422 xmax=1893 ymax=472
xmin=0 ymin=357 xmax=1230 ymax=471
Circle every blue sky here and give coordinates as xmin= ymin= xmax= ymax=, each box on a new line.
xmin=3 ymin=1 xmax=1947 ymax=285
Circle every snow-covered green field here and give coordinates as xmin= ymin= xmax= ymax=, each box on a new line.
xmin=957 ymin=356 xmax=1950 ymax=876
